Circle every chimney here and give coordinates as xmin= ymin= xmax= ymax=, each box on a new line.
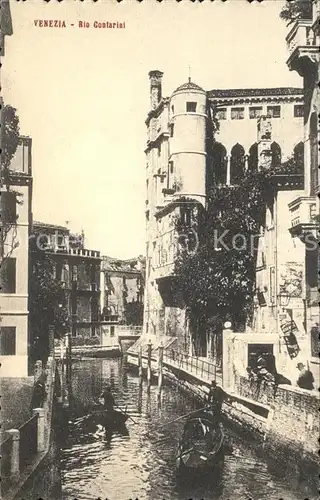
xmin=148 ymin=70 xmax=163 ymax=110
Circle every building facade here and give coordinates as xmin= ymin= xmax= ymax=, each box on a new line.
xmin=100 ymin=255 xmax=145 ymax=324
xmin=31 ymin=222 xmax=101 ymax=338
xmin=143 ymin=70 xmax=316 ymax=379
xmin=0 ymin=137 xmax=33 ymax=377
xmin=285 ymin=1 xmax=319 ymax=372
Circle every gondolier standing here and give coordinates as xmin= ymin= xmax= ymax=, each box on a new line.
xmin=207 ymin=380 xmax=225 ymax=420
xmin=100 ymin=385 xmax=115 ymax=412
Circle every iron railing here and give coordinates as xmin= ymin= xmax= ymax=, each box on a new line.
xmin=163 ymin=351 xmax=220 ymax=382
xmin=19 ymin=414 xmax=38 ymax=470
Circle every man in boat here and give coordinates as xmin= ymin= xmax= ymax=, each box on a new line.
xmin=100 ymin=385 xmax=115 ymax=412
xmin=207 ymin=380 xmax=225 ymax=422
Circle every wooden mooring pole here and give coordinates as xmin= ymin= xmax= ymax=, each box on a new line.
xmin=138 ymin=345 xmax=143 ymax=382
xmin=147 ymin=339 xmax=152 ymax=388
xmin=158 ymin=341 xmax=164 ymax=393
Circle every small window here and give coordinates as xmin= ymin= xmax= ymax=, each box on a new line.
xmin=158 ymin=146 xmax=161 ymax=156
xmin=231 ymin=107 xmax=244 ymax=120
xmin=169 ymin=161 xmax=174 ymax=174
xmin=249 ymin=107 xmax=263 ymax=119
xmin=0 ymin=258 xmax=16 ymax=294
xmin=171 ymin=105 xmax=174 ymax=114
xmin=294 ymin=105 xmax=304 ymax=117
xmin=110 ymin=326 xmax=115 ymax=337
xmin=216 ymin=108 xmax=226 ymax=120
xmin=169 ymin=123 xmax=174 ymax=137
xmin=1 ymin=192 xmax=17 ymax=224
xmin=186 ymin=102 xmax=197 ymax=113
xmin=72 ymin=265 xmax=78 ymax=282
xmin=267 ymin=106 xmax=281 ymax=118
xmin=0 ymin=327 xmax=16 ymax=355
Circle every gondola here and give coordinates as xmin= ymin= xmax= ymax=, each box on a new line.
xmin=73 ymin=405 xmax=129 ymax=432
xmin=176 ymin=408 xmax=225 ymax=475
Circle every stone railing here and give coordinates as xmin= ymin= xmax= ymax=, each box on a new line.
xmin=288 ymin=195 xmax=318 ymax=228
xmin=0 ymin=358 xmax=57 ymax=498
xmin=117 ymin=325 xmax=143 ymax=336
xmin=286 ymin=19 xmax=318 ymax=57
xmin=68 ymin=248 xmax=100 ymax=259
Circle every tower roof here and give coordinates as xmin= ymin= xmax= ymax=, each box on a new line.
xmin=173 ymin=80 xmax=205 ymax=94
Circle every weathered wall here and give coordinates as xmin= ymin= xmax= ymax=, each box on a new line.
xmin=235 ymin=375 xmax=319 ymax=463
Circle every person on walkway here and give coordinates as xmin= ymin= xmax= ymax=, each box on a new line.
xmin=207 ymin=380 xmax=225 ymax=419
xmin=30 ymin=371 xmax=47 ymax=410
xmin=296 ymin=362 xmax=314 ymax=390
xmin=100 ymin=385 xmax=115 ymax=412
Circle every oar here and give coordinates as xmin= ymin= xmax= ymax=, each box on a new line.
xmin=113 ymin=402 xmax=137 ymax=424
xmin=158 ymin=407 xmax=208 ymax=429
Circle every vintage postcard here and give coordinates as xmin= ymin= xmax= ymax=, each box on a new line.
xmin=0 ymin=0 xmax=319 ymax=499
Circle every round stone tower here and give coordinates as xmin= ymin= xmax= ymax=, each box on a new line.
xmin=169 ymin=79 xmax=207 ymax=207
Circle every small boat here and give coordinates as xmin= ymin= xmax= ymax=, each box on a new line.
xmin=176 ymin=408 xmax=225 ymax=475
xmin=74 ymin=405 xmax=129 ymax=431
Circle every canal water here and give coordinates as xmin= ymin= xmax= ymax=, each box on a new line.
xmin=60 ymin=358 xmax=315 ymax=500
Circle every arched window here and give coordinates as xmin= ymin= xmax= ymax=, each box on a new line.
xmin=230 ymin=143 xmax=245 ymax=184
xmin=248 ymin=143 xmax=258 ymax=171
xmin=293 ymin=142 xmax=304 ymax=173
xmin=212 ymin=142 xmax=227 ymax=185
xmin=271 ymin=142 xmax=281 ymax=168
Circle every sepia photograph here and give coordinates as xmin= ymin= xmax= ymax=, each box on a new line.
xmin=0 ymin=0 xmax=319 ymax=499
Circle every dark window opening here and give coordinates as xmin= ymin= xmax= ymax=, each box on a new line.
xmin=267 ymin=106 xmax=281 ymax=118
xmin=211 ymin=142 xmax=227 ymax=186
xmin=0 ymin=258 xmax=16 ymax=294
xmin=249 ymin=107 xmax=263 ymax=119
xmin=248 ymin=143 xmax=258 ymax=171
xmin=72 ymin=265 xmax=78 ymax=282
xmin=230 ymin=143 xmax=245 ymax=184
xmin=186 ymin=102 xmax=197 ymax=113
xmin=169 ymin=123 xmax=174 ymax=137
xmin=271 ymin=142 xmax=282 ymax=168
xmin=0 ymin=191 xmax=17 ymax=224
xmin=171 ymin=105 xmax=174 ymax=114
xmin=169 ymin=161 xmax=174 ymax=174
xmin=294 ymin=105 xmax=304 ymax=118
xmin=0 ymin=327 xmax=16 ymax=355
xmin=216 ymin=108 xmax=226 ymax=120
xmin=293 ymin=142 xmax=304 ymax=173
xmin=110 ymin=326 xmax=115 ymax=337
xmin=231 ymin=108 xmax=244 ymax=120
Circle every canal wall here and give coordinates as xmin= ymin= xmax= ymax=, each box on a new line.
xmin=126 ymin=349 xmax=319 ymax=479
xmin=2 ymin=358 xmax=62 ymax=500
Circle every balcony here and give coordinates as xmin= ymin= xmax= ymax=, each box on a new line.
xmin=288 ymin=196 xmax=319 ymax=240
xmin=286 ymin=20 xmax=320 ymax=75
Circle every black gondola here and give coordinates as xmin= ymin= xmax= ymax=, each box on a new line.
xmin=176 ymin=408 xmax=225 ymax=474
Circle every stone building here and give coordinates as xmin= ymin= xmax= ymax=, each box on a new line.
xmin=100 ymin=255 xmax=145 ymax=324
xmin=143 ymin=70 xmax=314 ymax=379
xmin=284 ymin=1 xmax=319 ymax=373
xmin=31 ymin=222 xmax=101 ymax=338
xmin=0 ymin=137 xmax=33 ymax=377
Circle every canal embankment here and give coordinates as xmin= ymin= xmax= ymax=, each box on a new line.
xmin=126 ymin=338 xmax=319 ymax=483
xmin=1 ymin=358 xmax=63 ymax=500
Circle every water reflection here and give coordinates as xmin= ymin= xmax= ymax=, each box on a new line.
xmin=61 ymin=358 xmax=316 ymax=500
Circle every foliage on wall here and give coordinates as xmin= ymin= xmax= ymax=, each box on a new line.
xmin=29 ymin=251 xmax=70 ymax=362
xmin=0 ymin=105 xmax=22 ymax=266
xmin=174 ymin=169 xmax=273 ymax=339
xmin=280 ymin=0 xmax=313 ymax=25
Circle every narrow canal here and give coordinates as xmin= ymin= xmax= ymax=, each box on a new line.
xmin=60 ymin=358 xmax=313 ymax=500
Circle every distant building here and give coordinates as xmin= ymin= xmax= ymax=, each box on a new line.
xmin=31 ymin=222 xmax=101 ymax=338
xmin=0 ymin=137 xmax=33 ymax=377
xmin=100 ymin=255 xmax=145 ymax=325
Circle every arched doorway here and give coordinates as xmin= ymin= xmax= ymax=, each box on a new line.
xmin=212 ymin=142 xmax=227 ymax=185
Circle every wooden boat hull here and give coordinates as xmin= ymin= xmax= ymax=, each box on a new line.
xmin=176 ymin=410 xmax=225 ymax=475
